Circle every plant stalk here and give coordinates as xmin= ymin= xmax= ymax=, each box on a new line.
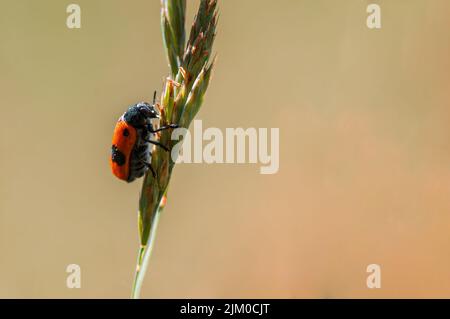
xmin=129 ymin=0 xmax=217 ymax=299
xmin=131 ymin=206 xmax=162 ymax=299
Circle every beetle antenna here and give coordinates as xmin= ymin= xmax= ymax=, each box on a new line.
xmin=153 ymin=91 xmax=157 ymax=105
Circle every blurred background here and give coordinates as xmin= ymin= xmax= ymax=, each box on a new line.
xmin=1 ymin=0 xmax=450 ymax=298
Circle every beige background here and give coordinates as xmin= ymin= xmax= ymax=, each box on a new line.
xmin=1 ymin=0 xmax=450 ymax=298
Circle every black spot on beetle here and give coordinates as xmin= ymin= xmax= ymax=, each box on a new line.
xmin=111 ymin=145 xmax=126 ymax=166
xmin=123 ymin=128 xmax=129 ymax=137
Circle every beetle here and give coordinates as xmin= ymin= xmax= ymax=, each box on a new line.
xmin=110 ymin=92 xmax=177 ymax=182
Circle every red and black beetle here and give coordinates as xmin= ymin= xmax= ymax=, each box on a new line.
xmin=110 ymin=92 xmax=177 ymax=182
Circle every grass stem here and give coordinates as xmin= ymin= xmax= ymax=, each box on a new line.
xmin=129 ymin=0 xmax=217 ymax=298
xmin=131 ymin=207 xmax=162 ymax=299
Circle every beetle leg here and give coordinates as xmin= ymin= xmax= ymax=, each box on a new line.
xmin=147 ymin=123 xmax=179 ymax=133
xmin=145 ymin=139 xmax=170 ymax=152
xmin=141 ymin=161 xmax=156 ymax=178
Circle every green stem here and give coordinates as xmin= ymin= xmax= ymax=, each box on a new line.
xmin=131 ymin=207 xmax=162 ymax=299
